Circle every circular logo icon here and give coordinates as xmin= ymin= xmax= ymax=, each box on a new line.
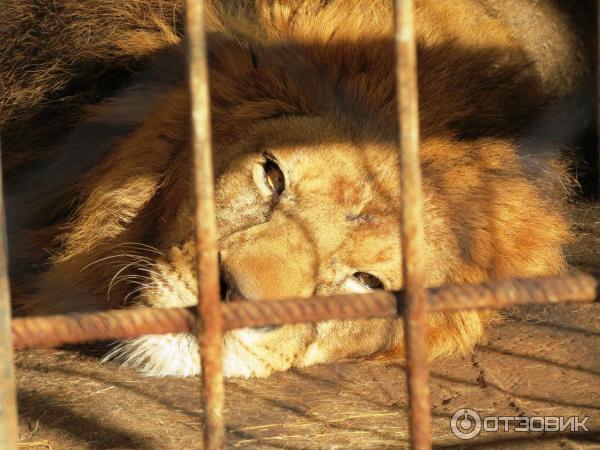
xmin=451 ymin=408 xmax=482 ymax=440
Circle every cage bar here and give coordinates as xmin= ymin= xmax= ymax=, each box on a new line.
xmin=0 ymin=139 xmax=18 ymax=450
xmin=185 ymin=0 xmax=225 ymax=449
xmin=394 ymin=1 xmax=431 ymax=448
xmin=11 ymin=273 xmax=598 ymax=350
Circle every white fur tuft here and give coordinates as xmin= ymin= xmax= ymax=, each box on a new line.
xmin=103 ymin=329 xmax=279 ymax=378
xmin=103 ymin=334 xmax=201 ymax=377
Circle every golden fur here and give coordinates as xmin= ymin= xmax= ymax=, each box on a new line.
xmin=0 ymin=0 xmax=589 ymax=377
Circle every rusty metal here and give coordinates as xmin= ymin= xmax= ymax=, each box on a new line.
xmin=394 ymin=0 xmax=431 ymax=448
xmin=13 ymin=273 xmax=597 ymax=350
xmin=426 ymin=273 xmax=599 ymax=311
xmin=185 ymin=0 xmax=225 ymax=448
xmin=13 ymin=307 xmax=197 ymax=350
xmin=0 ymin=140 xmax=18 ymax=450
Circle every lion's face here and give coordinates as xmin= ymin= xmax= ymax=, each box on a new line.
xmin=216 ymin=117 xmax=407 ymax=301
xmin=103 ymin=112 xmax=426 ymax=378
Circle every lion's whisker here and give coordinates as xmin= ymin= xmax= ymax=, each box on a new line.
xmin=107 ymin=261 xmax=147 ymax=302
xmin=116 ymin=242 xmax=165 ymax=256
xmin=79 ymin=253 xmax=152 ymax=272
xmin=135 ymin=267 xmax=164 ymax=279
xmin=123 ymin=283 xmax=154 ymax=305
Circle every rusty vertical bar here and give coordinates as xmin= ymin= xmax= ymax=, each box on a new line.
xmin=185 ymin=1 xmax=225 ymax=449
xmin=0 ymin=138 xmax=18 ymax=450
xmin=394 ymin=1 xmax=432 ymax=449
xmin=597 ymin=0 xmax=600 ymax=198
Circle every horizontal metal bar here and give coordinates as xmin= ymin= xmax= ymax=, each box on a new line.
xmin=12 ymin=273 xmax=598 ymax=350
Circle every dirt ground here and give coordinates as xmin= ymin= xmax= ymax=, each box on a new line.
xmin=14 ymin=202 xmax=600 ymax=450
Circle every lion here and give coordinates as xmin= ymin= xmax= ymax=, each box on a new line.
xmin=0 ymin=0 xmax=591 ymax=377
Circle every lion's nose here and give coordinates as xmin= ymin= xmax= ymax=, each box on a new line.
xmin=217 ymin=251 xmax=244 ymax=302
xmin=224 ymin=253 xmax=313 ymax=301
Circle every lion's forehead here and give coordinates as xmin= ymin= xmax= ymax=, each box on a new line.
xmin=276 ymin=142 xmax=402 ymax=209
xmin=280 ymin=186 xmax=403 ymax=272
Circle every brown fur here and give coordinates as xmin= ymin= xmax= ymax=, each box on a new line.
xmin=0 ymin=0 xmax=588 ymax=377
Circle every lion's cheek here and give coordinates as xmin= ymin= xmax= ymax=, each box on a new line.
xmin=294 ymin=318 xmax=405 ymax=368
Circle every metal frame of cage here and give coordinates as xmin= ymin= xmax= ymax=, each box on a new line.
xmin=1 ymin=1 xmax=599 ymax=449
